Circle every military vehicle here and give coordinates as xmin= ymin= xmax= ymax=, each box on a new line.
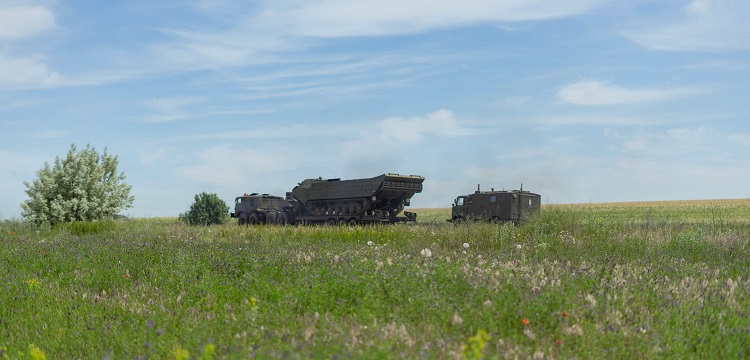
xmin=450 ymin=185 xmax=540 ymax=224
xmin=232 ymin=173 xmax=425 ymax=225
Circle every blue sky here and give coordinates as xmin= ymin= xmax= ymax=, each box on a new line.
xmin=1 ymin=0 xmax=749 ymax=219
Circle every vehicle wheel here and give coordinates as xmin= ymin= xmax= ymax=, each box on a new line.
xmin=346 ymin=218 xmax=358 ymax=226
xmin=337 ymin=217 xmax=347 ymax=225
xmin=326 ymin=218 xmax=337 ymax=226
xmin=237 ymin=213 xmax=247 ymax=225
xmin=266 ymin=212 xmax=277 ymax=225
xmin=248 ymin=213 xmax=260 ymax=225
xmin=276 ymin=212 xmax=288 ymax=225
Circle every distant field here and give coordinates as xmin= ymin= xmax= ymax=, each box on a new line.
xmin=2 ymin=199 xmax=749 ymax=358
xmin=414 ymin=198 xmax=750 ymax=224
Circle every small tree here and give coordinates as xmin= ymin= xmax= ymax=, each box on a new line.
xmin=180 ymin=192 xmax=229 ymax=226
xmin=21 ymin=144 xmax=134 ymax=225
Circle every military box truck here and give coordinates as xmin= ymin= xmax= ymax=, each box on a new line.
xmin=232 ymin=173 xmax=424 ymax=225
xmin=450 ymin=185 xmax=540 ymax=224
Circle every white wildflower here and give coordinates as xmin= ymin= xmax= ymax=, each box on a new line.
xmin=515 ymin=244 xmax=522 ymax=250
xmin=463 ymin=243 xmax=469 ymax=248
xmin=451 ymin=312 xmax=463 ymax=325
xmin=367 ymin=241 xmax=374 ymax=246
xmin=564 ymin=324 xmax=584 ymax=337
xmin=420 ymin=248 xmax=432 ymax=258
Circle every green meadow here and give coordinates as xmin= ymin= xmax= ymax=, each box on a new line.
xmin=1 ymin=200 xmax=749 ymax=359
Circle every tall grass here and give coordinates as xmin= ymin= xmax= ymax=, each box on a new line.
xmin=1 ymin=201 xmax=749 ymax=358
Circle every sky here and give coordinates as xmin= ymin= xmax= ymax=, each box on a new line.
xmin=1 ymin=0 xmax=749 ymax=219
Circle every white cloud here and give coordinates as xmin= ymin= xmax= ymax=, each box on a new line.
xmin=141 ymin=97 xmax=202 ymax=123
xmin=610 ymin=127 xmax=719 ymax=157
xmin=255 ymin=0 xmax=606 ymax=38
xmin=150 ymin=0 xmax=605 ymax=71
xmin=337 ymin=109 xmax=477 ymax=177
xmin=557 ymin=81 xmax=701 ymax=105
xmin=342 ymin=109 xmax=475 ymax=157
xmin=624 ymin=0 xmax=750 ymax=51
xmin=0 ymin=5 xmax=56 ymax=38
xmin=727 ymin=133 xmax=750 ymax=147
xmin=177 ymin=144 xmax=299 ymax=187
xmin=0 ymin=54 xmax=63 ymax=87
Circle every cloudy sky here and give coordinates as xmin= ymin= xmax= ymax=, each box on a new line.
xmin=1 ymin=0 xmax=749 ymax=218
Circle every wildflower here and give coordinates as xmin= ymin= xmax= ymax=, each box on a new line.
xmin=420 ymin=248 xmax=432 ymax=258
xmin=28 ymin=344 xmax=46 ymax=360
xmin=562 ymin=311 xmax=568 ymax=317
xmin=564 ymin=324 xmax=584 ymax=337
xmin=463 ymin=243 xmax=469 ymax=248
xmin=521 ymin=318 xmax=529 ymax=325
xmin=515 ymin=244 xmax=522 ymax=250
xmin=124 ymin=274 xmax=130 ymax=279
xmin=172 ymin=345 xmax=189 ymax=360
xmin=201 ymin=343 xmax=216 ymax=360
xmin=451 ymin=312 xmax=463 ymax=325
xmin=26 ymin=278 xmax=40 ymax=289
xmin=367 ymin=241 xmax=373 ymax=246
xmin=462 ymin=329 xmax=490 ymax=360
xmin=9 ymin=231 xmax=13 ymax=235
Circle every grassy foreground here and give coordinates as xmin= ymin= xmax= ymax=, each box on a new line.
xmin=1 ymin=200 xmax=750 ymax=359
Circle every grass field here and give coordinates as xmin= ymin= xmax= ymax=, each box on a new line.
xmin=2 ymin=200 xmax=750 ymax=359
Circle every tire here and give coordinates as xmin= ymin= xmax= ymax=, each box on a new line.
xmin=276 ymin=212 xmax=288 ymax=225
xmin=326 ymin=218 xmax=337 ymax=226
xmin=346 ymin=218 xmax=358 ymax=226
xmin=248 ymin=213 xmax=260 ymax=225
xmin=238 ymin=213 xmax=248 ymax=225
xmin=265 ymin=212 xmax=277 ymax=225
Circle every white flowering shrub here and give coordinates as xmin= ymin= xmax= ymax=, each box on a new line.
xmin=21 ymin=144 xmax=134 ymax=225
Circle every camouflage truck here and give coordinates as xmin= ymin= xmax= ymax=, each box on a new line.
xmin=232 ymin=173 xmax=425 ymax=225
xmin=450 ymin=185 xmax=541 ymax=224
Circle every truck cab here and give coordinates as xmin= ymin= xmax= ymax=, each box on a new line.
xmin=232 ymin=193 xmax=290 ymax=225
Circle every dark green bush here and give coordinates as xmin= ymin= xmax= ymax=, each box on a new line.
xmin=179 ymin=192 xmax=229 ymax=226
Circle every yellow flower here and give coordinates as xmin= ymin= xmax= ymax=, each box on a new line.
xmin=29 ymin=345 xmax=46 ymax=360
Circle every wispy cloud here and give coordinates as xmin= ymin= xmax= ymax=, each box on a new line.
xmin=149 ymin=0 xmax=606 ymax=71
xmin=0 ymin=5 xmax=56 ymax=38
xmin=341 ymin=109 xmax=476 ymax=169
xmin=557 ymin=81 xmax=702 ymax=105
xmin=140 ymin=96 xmax=273 ymax=123
xmin=624 ymin=0 xmax=750 ymax=52
xmin=177 ymin=144 xmax=300 ymax=187
xmin=251 ymin=0 xmax=606 ymax=38
xmin=610 ymin=127 xmax=719 ymax=157
xmin=0 ymin=3 xmax=62 ymax=88
xmin=0 ymin=54 xmax=63 ymax=88
xmin=141 ymin=97 xmax=203 ymax=123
